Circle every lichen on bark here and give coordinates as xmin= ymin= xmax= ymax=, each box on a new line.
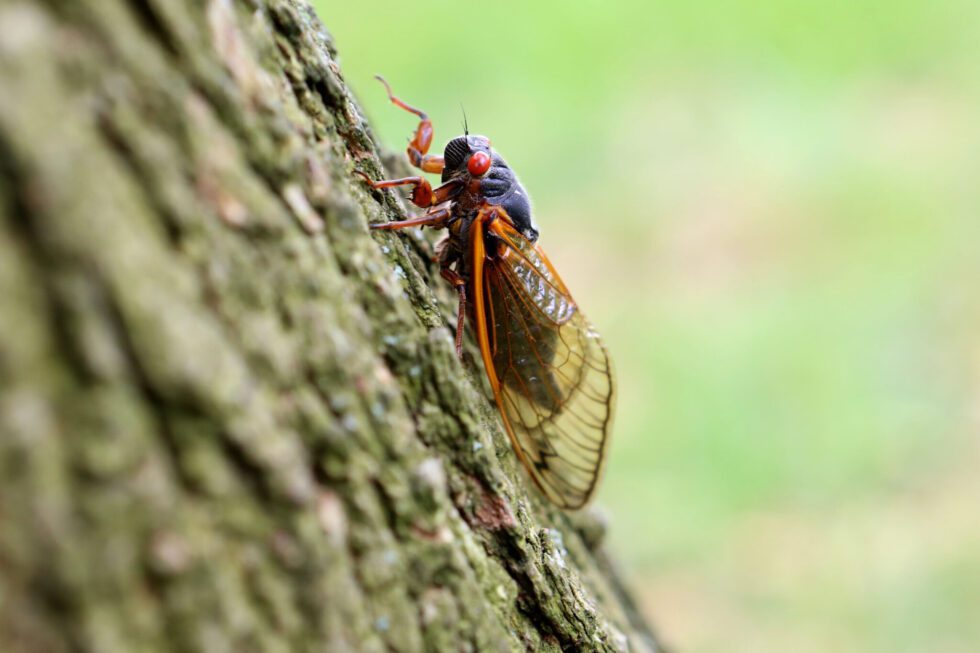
xmin=0 ymin=1 xmax=663 ymax=651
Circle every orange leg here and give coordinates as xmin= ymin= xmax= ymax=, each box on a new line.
xmin=440 ymin=267 xmax=467 ymax=358
xmin=375 ymin=75 xmax=445 ymax=174
xmin=369 ymin=205 xmax=453 ymax=231
xmin=355 ymin=171 xmax=461 ymax=209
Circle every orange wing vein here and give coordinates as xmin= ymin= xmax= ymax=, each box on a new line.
xmin=470 ymin=209 xmax=615 ymax=509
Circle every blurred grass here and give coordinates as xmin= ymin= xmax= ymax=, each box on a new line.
xmin=315 ymin=1 xmax=980 ymax=651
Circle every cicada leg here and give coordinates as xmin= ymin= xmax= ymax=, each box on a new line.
xmin=440 ymin=267 xmax=467 ymax=359
xmin=375 ymin=75 xmax=445 ymax=175
xmin=369 ymin=205 xmax=453 ymax=231
xmin=354 ymin=171 xmax=460 ymax=210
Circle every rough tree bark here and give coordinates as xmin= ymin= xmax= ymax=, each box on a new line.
xmin=0 ymin=1 xmax=662 ymax=651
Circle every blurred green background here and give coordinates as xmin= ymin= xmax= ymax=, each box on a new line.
xmin=315 ymin=1 xmax=980 ymax=650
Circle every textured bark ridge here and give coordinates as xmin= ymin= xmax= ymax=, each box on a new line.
xmin=0 ymin=1 xmax=662 ymax=651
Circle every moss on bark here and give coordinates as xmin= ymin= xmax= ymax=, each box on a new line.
xmin=0 ymin=1 xmax=663 ymax=651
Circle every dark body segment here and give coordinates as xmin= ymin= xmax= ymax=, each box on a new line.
xmin=442 ymin=136 xmax=537 ymax=243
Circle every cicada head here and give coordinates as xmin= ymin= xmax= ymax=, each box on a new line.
xmin=443 ymin=134 xmax=537 ymax=243
xmin=442 ymin=134 xmax=492 ymax=181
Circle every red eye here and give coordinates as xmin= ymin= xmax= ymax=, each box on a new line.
xmin=467 ymin=151 xmax=491 ymax=176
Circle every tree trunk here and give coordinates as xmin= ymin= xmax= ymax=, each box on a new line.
xmin=0 ymin=1 xmax=662 ymax=651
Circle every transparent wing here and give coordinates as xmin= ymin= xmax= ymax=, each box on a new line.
xmin=472 ymin=215 xmax=615 ymax=509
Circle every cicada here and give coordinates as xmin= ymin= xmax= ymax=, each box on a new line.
xmin=359 ymin=77 xmax=615 ymax=509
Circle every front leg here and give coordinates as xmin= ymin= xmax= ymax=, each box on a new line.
xmin=369 ymin=205 xmax=453 ymax=231
xmin=374 ymin=75 xmax=445 ymax=175
xmin=355 ymin=171 xmax=461 ymax=210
